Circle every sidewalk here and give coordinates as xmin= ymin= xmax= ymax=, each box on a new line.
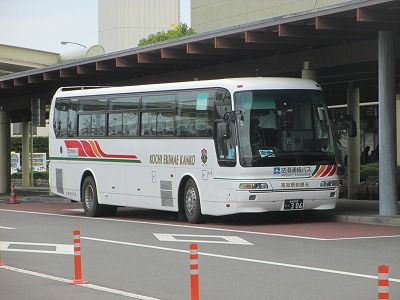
xmin=1 ymin=187 xmax=399 ymax=226
xmin=334 ymin=199 xmax=400 ymax=226
xmin=0 ymin=186 xmax=70 ymax=203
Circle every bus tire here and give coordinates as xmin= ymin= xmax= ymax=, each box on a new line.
xmin=81 ymin=176 xmax=104 ymax=217
xmin=184 ymin=178 xmax=203 ymax=224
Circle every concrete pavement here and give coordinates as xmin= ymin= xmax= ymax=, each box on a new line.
xmin=0 ymin=186 xmax=399 ymax=226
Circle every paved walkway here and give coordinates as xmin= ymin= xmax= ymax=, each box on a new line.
xmin=1 ymin=187 xmax=399 ymax=226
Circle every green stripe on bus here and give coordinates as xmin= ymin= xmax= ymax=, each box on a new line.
xmin=311 ymin=166 xmax=319 ymax=176
xmin=49 ymin=157 xmax=141 ymax=164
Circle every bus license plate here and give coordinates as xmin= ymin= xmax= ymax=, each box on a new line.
xmin=284 ymin=199 xmax=304 ymax=210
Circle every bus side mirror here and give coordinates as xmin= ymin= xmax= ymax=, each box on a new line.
xmin=217 ymin=122 xmax=230 ymax=139
xmin=337 ymin=164 xmax=345 ymax=176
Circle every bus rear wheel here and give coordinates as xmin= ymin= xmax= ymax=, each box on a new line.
xmin=81 ymin=176 xmax=117 ymax=217
xmin=184 ymin=179 xmax=203 ymax=224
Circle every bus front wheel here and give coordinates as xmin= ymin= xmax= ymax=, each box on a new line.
xmin=184 ymin=179 xmax=203 ymax=224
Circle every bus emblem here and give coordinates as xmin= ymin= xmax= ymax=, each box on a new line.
xmin=201 ymin=148 xmax=208 ymax=165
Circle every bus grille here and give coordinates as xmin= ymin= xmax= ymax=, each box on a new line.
xmin=160 ymin=180 xmax=173 ymax=207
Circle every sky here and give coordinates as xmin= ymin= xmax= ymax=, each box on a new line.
xmin=0 ymin=0 xmax=190 ymax=54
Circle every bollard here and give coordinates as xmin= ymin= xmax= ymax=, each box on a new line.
xmin=69 ymin=230 xmax=88 ymax=285
xmin=0 ymin=251 xmax=5 ymax=266
xmin=7 ymin=184 xmax=19 ymax=204
xmin=190 ymin=243 xmax=199 ymax=300
xmin=378 ymin=265 xmax=389 ymax=300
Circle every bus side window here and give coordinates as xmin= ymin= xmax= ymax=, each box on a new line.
xmin=68 ymin=100 xmax=78 ymax=137
xmin=91 ymin=114 xmax=106 ymax=136
xmin=108 ymin=113 xmax=123 ymax=136
xmin=214 ymin=89 xmax=236 ymax=167
xmin=78 ymin=114 xmax=91 ymax=136
xmin=157 ymin=112 xmax=175 ymax=136
xmin=109 ymin=96 xmax=140 ymax=137
xmin=123 ymin=112 xmax=138 ymax=136
xmin=54 ymin=99 xmax=69 ymax=138
xmin=176 ymin=89 xmax=214 ymax=137
xmin=141 ymin=112 xmax=157 ymax=136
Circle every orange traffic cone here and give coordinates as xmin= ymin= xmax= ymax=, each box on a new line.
xmin=7 ymin=184 xmax=19 ymax=204
xmin=0 ymin=250 xmax=5 ymax=266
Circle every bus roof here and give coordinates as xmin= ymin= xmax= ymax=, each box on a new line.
xmin=53 ymin=77 xmax=321 ymax=98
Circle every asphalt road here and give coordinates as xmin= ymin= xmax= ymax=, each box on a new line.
xmin=1 ymin=204 xmax=400 ymax=300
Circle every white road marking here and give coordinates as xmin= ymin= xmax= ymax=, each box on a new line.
xmin=0 ymin=241 xmax=73 ymax=255
xmin=82 ymin=236 xmax=400 ymax=284
xmin=323 ymin=235 xmax=400 ymax=241
xmin=0 ymin=226 xmax=16 ymax=230
xmin=154 ymin=233 xmax=253 ymax=245
xmin=62 ymin=208 xmax=85 ymax=212
xmin=1 ymin=209 xmax=400 ymax=241
xmin=0 ymin=265 xmax=160 ymax=300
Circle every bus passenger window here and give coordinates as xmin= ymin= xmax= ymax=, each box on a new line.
xmin=54 ymin=100 xmax=69 ymax=137
xmin=108 ymin=113 xmax=123 ymax=136
xmin=91 ymin=114 xmax=106 ymax=136
xmin=157 ymin=112 xmax=174 ymax=136
xmin=78 ymin=115 xmax=91 ymax=136
xmin=141 ymin=112 xmax=157 ymax=136
xmin=68 ymin=100 xmax=78 ymax=137
xmin=123 ymin=112 xmax=138 ymax=136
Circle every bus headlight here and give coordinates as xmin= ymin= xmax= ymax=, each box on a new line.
xmin=320 ymin=180 xmax=339 ymax=187
xmin=239 ymin=183 xmax=269 ymax=190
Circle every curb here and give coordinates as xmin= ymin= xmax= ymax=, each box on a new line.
xmin=334 ymin=214 xmax=400 ymax=226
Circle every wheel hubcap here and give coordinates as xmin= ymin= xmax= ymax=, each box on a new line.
xmin=84 ymin=185 xmax=94 ymax=210
xmin=185 ymin=187 xmax=196 ymax=215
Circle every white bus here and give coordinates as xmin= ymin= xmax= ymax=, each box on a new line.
xmin=49 ymin=78 xmax=339 ymax=223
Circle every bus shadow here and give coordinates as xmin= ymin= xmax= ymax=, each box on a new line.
xmin=114 ymin=208 xmax=335 ymax=226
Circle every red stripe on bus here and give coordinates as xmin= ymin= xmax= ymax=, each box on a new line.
xmin=80 ymin=140 xmax=98 ymax=157
xmin=320 ymin=165 xmax=333 ymax=177
xmin=327 ymin=165 xmax=337 ymax=176
xmin=64 ymin=140 xmax=87 ymax=157
xmin=314 ymin=165 xmax=327 ymax=177
xmin=93 ymin=141 xmax=137 ymax=159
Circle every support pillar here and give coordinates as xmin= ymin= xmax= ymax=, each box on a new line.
xmin=396 ymin=93 xmax=400 ymax=166
xmin=378 ymin=31 xmax=398 ymax=215
xmin=301 ymin=61 xmax=317 ymax=81
xmin=22 ymin=122 xmax=31 ymax=187
xmin=347 ymin=84 xmax=360 ymax=199
xmin=0 ymin=109 xmax=11 ymax=194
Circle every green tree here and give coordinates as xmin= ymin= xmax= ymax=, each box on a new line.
xmin=138 ymin=23 xmax=196 ymax=46
xmin=10 ymin=136 xmax=48 ymax=156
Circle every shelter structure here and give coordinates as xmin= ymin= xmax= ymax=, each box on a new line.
xmin=0 ymin=0 xmax=398 ymax=215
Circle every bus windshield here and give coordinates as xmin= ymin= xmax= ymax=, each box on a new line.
xmin=235 ymin=89 xmax=336 ymax=167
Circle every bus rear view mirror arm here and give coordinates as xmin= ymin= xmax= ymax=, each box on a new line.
xmin=217 ymin=122 xmax=231 ymax=139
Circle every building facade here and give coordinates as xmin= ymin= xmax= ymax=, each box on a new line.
xmin=99 ymin=0 xmax=180 ymax=52
xmin=192 ymin=0 xmax=351 ymax=33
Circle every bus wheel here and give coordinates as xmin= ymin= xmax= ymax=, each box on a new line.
xmin=184 ymin=179 xmax=203 ymax=224
xmin=81 ymin=176 xmax=103 ymax=217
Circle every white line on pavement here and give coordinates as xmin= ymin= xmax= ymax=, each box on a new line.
xmin=0 ymin=265 xmax=161 ymax=300
xmin=154 ymin=233 xmax=253 ymax=245
xmin=1 ymin=209 xmax=400 ymax=241
xmin=82 ymin=236 xmax=400 ymax=284
xmin=323 ymin=235 xmax=400 ymax=241
xmin=0 ymin=226 xmax=16 ymax=230
xmin=0 ymin=241 xmax=73 ymax=255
